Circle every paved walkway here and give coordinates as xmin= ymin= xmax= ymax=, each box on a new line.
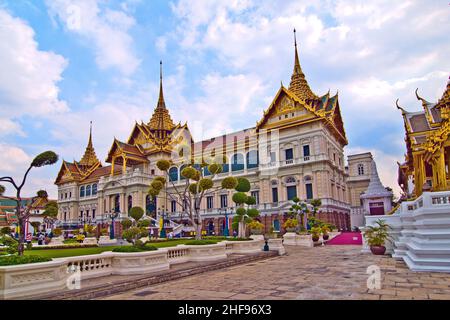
xmin=100 ymin=245 xmax=450 ymax=300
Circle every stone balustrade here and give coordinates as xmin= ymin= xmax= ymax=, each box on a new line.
xmin=1 ymin=238 xmax=283 ymax=299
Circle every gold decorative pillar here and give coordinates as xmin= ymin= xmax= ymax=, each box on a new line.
xmin=111 ymin=156 xmax=116 ymax=176
xmin=435 ymin=148 xmax=447 ymax=190
xmin=122 ymin=156 xmax=127 ymax=174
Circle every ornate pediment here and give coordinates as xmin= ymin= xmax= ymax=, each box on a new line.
xmin=276 ymin=96 xmax=296 ymax=114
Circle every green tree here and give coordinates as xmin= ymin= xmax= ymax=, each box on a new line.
xmin=310 ymin=199 xmax=322 ymax=217
xmin=288 ymin=197 xmax=309 ymax=230
xmin=231 ymin=178 xmax=260 ymax=237
xmin=0 ymin=150 xmax=58 ymax=256
xmin=149 ymin=158 xmax=236 ymax=240
xmin=129 ymin=207 xmax=144 ymax=224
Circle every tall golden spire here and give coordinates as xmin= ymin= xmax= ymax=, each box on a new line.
xmin=288 ymin=29 xmax=317 ymax=101
xmin=148 ymin=61 xmax=175 ymax=132
xmin=78 ymin=121 xmax=100 ymax=168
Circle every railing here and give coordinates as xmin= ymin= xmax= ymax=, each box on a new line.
xmin=62 ymin=253 xmax=115 ymax=279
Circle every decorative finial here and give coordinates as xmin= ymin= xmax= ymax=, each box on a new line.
xmin=160 ymin=60 xmax=163 ymax=81
xmin=293 ymin=28 xmax=297 ymax=48
xmin=396 ymin=98 xmax=406 ymax=114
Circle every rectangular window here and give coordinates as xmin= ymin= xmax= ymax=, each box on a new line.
xmin=306 ymin=183 xmax=313 ymax=200
xmin=220 ymin=195 xmax=228 ymax=208
xmin=207 ymin=196 xmax=214 ymax=209
xmin=86 ymin=210 xmax=89 ymax=218
xmin=285 ymin=148 xmax=293 ymax=160
xmin=171 ymin=200 xmax=176 ymax=213
xmin=251 ymin=191 xmax=260 ymax=204
xmin=287 ymin=186 xmax=297 ymax=200
xmin=80 ymin=210 xmax=83 ymax=218
xmin=92 ymin=209 xmax=96 ymax=219
xmin=272 ymin=188 xmax=278 ymax=203
xmin=303 ymin=145 xmax=310 ymax=157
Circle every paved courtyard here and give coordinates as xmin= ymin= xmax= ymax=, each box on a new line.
xmin=101 ymin=245 xmax=450 ymax=300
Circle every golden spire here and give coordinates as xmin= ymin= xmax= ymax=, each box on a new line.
xmin=288 ymin=29 xmax=317 ymax=101
xmin=78 ymin=121 xmax=100 ymax=168
xmin=148 ymin=61 xmax=175 ymax=132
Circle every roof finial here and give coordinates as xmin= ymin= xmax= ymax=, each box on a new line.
xmin=294 ymin=28 xmax=297 ymax=48
xmin=157 ymin=60 xmax=166 ymax=109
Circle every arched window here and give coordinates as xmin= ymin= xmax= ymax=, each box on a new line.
xmin=304 ymin=175 xmax=312 ymax=182
xmin=169 ymin=167 xmax=178 ymax=182
xmin=357 ymin=164 xmax=364 ymax=175
xmin=128 ymin=195 xmax=133 ymax=212
xmin=179 ymin=165 xmax=188 ymax=180
xmin=203 ymin=166 xmax=211 ymax=176
xmin=80 ymin=186 xmax=85 ymax=198
xmin=86 ymin=185 xmax=91 ymax=197
xmin=246 ymin=150 xmax=259 ymax=169
xmin=285 ymin=176 xmax=296 ymax=184
xmin=114 ymin=195 xmax=120 ymax=213
xmin=92 ymin=184 xmax=98 ymax=195
xmin=231 ymin=154 xmax=244 ymax=171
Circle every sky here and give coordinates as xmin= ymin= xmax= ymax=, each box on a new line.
xmin=0 ymin=0 xmax=449 ymax=199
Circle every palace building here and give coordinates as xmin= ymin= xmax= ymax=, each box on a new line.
xmin=397 ymin=78 xmax=450 ymax=198
xmin=55 ymin=33 xmax=375 ymax=235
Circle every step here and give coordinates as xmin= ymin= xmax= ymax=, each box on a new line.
xmin=403 ymin=254 xmax=450 ymax=273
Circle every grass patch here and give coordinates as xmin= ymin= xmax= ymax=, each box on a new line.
xmin=0 ymin=255 xmax=52 ymax=266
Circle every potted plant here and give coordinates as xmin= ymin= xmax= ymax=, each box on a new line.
xmin=363 ymin=219 xmax=391 ymax=255
xmin=283 ymin=218 xmax=298 ymax=233
xmin=310 ymin=227 xmax=321 ymax=242
xmin=247 ymin=220 xmax=264 ymax=235
xmin=321 ymin=224 xmax=330 ymax=240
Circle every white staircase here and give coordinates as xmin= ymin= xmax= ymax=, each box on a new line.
xmin=393 ymin=192 xmax=450 ymax=272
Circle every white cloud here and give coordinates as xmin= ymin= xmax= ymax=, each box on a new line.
xmin=0 ymin=118 xmax=25 ymax=137
xmin=45 ymin=0 xmax=140 ymax=75
xmin=0 ymin=9 xmax=68 ymax=121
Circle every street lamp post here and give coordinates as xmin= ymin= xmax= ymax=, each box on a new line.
xmin=107 ymin=210 xmax=120 ymax=240
xmin=220 ymin=207 xmax=233 ymax=237
xmin=159 ymin=207 xmax=167 ymax=238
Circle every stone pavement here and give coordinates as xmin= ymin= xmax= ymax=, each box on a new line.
xmin=100 ymin=245 xmax=450 ymax=300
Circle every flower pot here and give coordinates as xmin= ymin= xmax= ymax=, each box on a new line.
xmin=370 ymin=245 xmax=386 ymax=255
xmin=322 ymin=234 xmax=329 ymax=241
xmin=312 ymin=236 xmax=320 ymax=242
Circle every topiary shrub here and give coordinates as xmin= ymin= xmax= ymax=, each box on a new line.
xmin=141 ymin=244 xmax=158 ymax=251
xmin=0 ymin=255 xmax=52 ymax=266
xmin=181 ymin=166 xmax=197 ymax=179
xmin=151 ymin=180 xmax=164 ymax=191
xmin=138 ymin=220 xmax=150 ymax=228
xmin=207 ymin=163 xmax=222 ymax=175
xmin=198 ymin=178 xmax=213 ymax=190
xmin=52 ymin=228 xmax=62 ymax=237
xmin=232 ymin=192 xmax=248 ymax=205
xmin=235 ymin=177 xmax=251 ymax=192
xmin=129 ymin=207 xmax=144 ymax=222
xmin=221 ymin=177 xmax=238 ymax=189
xmin=245 ymin=196 xmax=256 ymax=205
xmin=154 ymin=176 xmax=167 ymax=185
xmin=156 ymin=160 xmax=171 ymax=171
xmin=189 ymin=183 xmax=199 ymax=194
xmin=148 ymin=186 xmax=160 ymax=197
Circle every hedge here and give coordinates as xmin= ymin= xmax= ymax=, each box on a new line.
xmin=30 ymin=244 xmax=99 ymax=250
xmin=0 ymin=255 xmax=52 ymax=266
xmin=184 ymin=240 xmax=218 ymax=245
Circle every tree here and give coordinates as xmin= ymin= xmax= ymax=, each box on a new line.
xmin=288 ymin=197 xmax=309 ymax=230
xmin=231 ymin=178 xmax=259 ymax=238
xmin=149 ymin=159 xmax=237 ymax=240
xmin=310 ymin=199 xmax=322 ymax=217
xmin=43 ymin=201 xmax=58 ymax=231
xmin=129 ymin=207 xmax=144 ymax=225
xmin=0 ymin=151 xmax=58 ymax=255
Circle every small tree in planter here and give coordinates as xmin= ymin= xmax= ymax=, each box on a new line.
xmin=310 ymin=199 xmax=322 ymax=217
xmin=310 ymin=226 xmax=321 ymax=242
xmin=129 ymin=207 xmax=144 ymax=226
xmin=288 ymin=197 xmax=309 ymax=230
xmin=231 ymin=178 xmax=259 ymax=238
xmin=283 ymin=218 xmax=298 ymax=233
xmin=363 ymin=219 xmax=392 ymax=255
xmin=121 ymin=219 xmax=132 ymax=231
xmin=247 ymin=220 xmax=264 ymax=235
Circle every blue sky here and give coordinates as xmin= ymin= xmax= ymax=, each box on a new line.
xmin=0 ymin=0 xmax=449 ymax=198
